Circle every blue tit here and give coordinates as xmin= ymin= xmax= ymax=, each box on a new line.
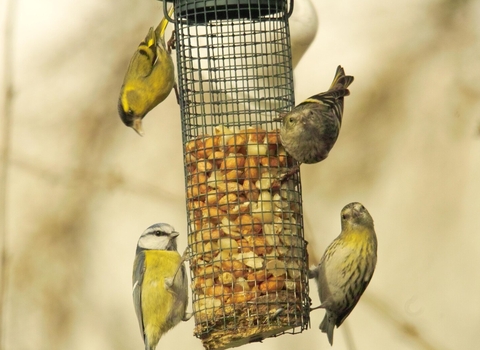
xmin=118 ymin=6 xmax=176 ymax=136
xmin=277 ymin=65 xmax=354 ymax=179
xmin=132 ymin=223 xmax=190 ymax=350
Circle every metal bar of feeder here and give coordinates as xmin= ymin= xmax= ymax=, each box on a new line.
xmin=174 ymin=1 xmax=310 ymax=349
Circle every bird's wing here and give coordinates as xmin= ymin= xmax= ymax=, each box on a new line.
xmin=304 ymin=88 xmax=350 ymax=105
xmin=299 ymin=65 xmax=353 ymax=123
xmin=328 ymin=65 xmax=354 ymax=91
xmin=318 ymin=238 xmax=354 ymax=305
xmin=132 ymin=251 xmax=146 ymax=337
xmin=329 ymin=242 xmax=373 ymax=327
xmin=364 ymin=233 xmax=378 ymax=282
xmin=126 ymin=27 xmax=157 ymax=79
xmin=177 ymin=262 xmax=187 ymax=286
xmin=317 ymin=259 xmax=333 ymax=307
xmin=172 ymin=262 xmax=189 ymax=309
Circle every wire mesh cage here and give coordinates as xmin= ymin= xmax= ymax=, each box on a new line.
xmin=171 ymin=0 xmax=310 ymax=348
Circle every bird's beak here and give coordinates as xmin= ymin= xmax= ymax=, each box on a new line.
xmin=273 ymin=116 xmax=283 ymax=122
xmin=132 ymin=119 xmax=145 ymax=136
xmin=273 ymin=112 xmax=287 ymax=122
xmin=170 ymin=231 xmax=180 ymax=239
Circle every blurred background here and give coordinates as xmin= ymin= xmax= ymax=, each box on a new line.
xmin=1 ymin=0 xmax=479 ymax=349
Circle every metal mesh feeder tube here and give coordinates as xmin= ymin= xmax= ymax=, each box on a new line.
xmin=174 ymin=1 xmax=310 ymax=348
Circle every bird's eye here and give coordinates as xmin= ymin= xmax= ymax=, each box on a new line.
xmin=289 ymin=117 xmax=294 ymax=123
xmin=154 ymin=231 xmax=161 ymax=236
xmin=342 ymin=214 xmax=347 ymax=220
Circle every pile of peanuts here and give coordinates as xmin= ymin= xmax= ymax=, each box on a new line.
xmin=185 ymin=124 xmax=306 ymax=326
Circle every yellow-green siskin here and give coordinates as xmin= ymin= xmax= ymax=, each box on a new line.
xmin=118 ymin=6 xmax=175 ymax=136
xmin=278 ymin=65 xmax=354 ymax=168
xmin=308 ymin=202 xmax=377 ymax=345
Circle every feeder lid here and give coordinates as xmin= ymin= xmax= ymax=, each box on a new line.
xmin=166 ymin=0 xmax=287 ymax=24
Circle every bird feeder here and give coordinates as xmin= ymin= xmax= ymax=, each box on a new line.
xmin=167 ymin=0 xmax=310 ymax=348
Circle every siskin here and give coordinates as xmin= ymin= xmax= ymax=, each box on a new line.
xmin=277 ymin=65 xmax=354 ymax=175
xmin=308 ymin=202 xmax=377 ymax=345
xmin=118 ymin=6 xmax=176 ymax=136
xmin=132 ymin=223 xmax=190 ymax=350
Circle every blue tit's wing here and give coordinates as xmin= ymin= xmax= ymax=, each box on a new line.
xmin=173 ymin=262 xmax=189 ymax=308
xmin=179 ymin=263 xmax=187 ymax=286
xmin=132 ymin=251 xmax=146 ymax=337
xmin=173 ymin=262 xmax=188 ymax=299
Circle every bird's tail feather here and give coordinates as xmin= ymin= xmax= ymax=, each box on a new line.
xmin=155 ymin=5 xmax=175 ymax=46
xmin=303 ymin=65 xmax=354 ymax=104
xmin=319 ymin=311 xmax=335 ymax=346
xmin=302 ymin=65 xmax=354 ymax=124
xmin=329 ymin=65 xmax=354 ymax=92
xmin=143 ymin=27 xmax=156 ymax=50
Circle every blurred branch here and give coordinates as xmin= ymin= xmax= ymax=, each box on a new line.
xmin=0 ymin=0 xmax=16 ymax=347
xmin=342 ymin=321 xmax=358 ymax=350
xmin=363 ymin=293 xmax=443 ymax=350
xmin=8 ymin=157 xmax=183 ymax=203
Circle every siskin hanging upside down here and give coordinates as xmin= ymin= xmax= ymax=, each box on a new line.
xmin=309 ymin=202 xmax=377 ymax=345
xmin=276 ymin=65 xmax=354 ymax=179
xmin=118 ymin=6 xmax=177 ymax=136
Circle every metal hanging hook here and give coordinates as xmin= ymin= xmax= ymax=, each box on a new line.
xmin=163 ymin=0 xmax=175 ymax=23
xmin=286 ymin=0 xmax=294 ymax=19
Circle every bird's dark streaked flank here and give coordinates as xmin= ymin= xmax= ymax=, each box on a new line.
xmin=132 ymin=223 xmax=190 ymax=350
xmin=118 ymin=6 xmax=176 ymax=136
xmin=277 ymin=65 xmax=354 ymax=178
xmin=308 ymin=202 xmax=377 ymax=345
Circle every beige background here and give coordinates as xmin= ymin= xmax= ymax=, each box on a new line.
xmin=1 ymin=0 xmax=479 ymax=349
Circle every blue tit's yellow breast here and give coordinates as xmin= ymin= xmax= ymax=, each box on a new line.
xmin=141 ymin=250 xmax=182 ymax=344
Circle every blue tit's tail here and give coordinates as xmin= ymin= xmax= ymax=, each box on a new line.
xmin=319 ymin=310 xmax=336 ymax=345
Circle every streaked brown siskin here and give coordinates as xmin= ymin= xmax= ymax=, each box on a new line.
xmin=278 ymin=65 xmax=354 ymax=171
xmin=308 ymin=202 xmax=377 ymax=345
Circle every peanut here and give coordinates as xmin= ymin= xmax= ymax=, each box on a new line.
xmin=259 ymin=275 xmax=285 ymax=293
xmin=184 ymin=125 xmax=306 ymax=313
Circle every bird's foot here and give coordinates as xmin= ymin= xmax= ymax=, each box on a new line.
xmin=182 ymin=312 xmax=193 ymax=321
xmin=173 ymin=83 xmax=180 ymax=105
xmin=167 ymin=30 xmax=176 ymax=53
xmin=164 ymin=277 xmax=175 ymax=291
xmin=277 ymin=164 xmax=300 ymax=182
xmin=270 ymin=308 xmax=284 ymax=320
xmin=307 ymin=268 xmax=317 ymax=279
